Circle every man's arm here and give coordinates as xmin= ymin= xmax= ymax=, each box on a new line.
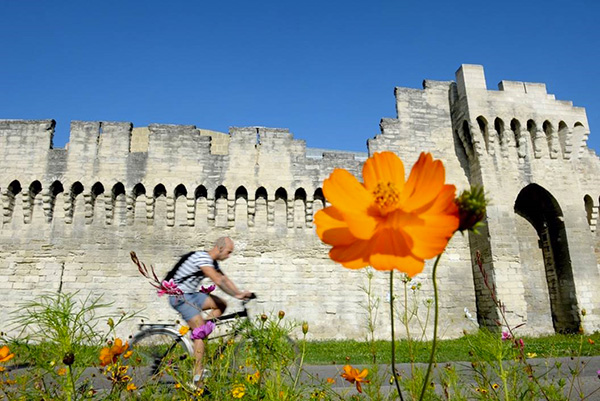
xmin=200 ymin=265 xmax=251 ymax=299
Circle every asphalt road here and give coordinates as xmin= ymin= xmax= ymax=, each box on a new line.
xmin=7 ymin=357 xmax=600 ymax=399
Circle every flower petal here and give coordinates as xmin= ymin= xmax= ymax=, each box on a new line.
xmin=369 ymin=229 xmax=425 ymax=276
xmin=402 ymin=186 xmax=459 ymax=259
xmin=328 ymin=240 xmax=373 ymax=269
xmin=362 ymin=151 xmax=405 ymax=192
xmin=323 ymin=169 xmax=372 ymax=214
xmin=401 ymin=153 xmax=446 ymax=212
xmin=314 ymin=207 xmax=357 ymax=246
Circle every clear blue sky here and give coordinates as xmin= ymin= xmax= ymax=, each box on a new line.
xmin=1 ymin=0 xmax=599 ymax=153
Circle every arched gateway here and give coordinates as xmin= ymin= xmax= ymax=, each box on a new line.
xmin=514 ymin=184 xmax=580 ymax=333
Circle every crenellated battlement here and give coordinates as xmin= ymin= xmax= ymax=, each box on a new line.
xmin=0 ymin=120 xmax=367 ymax=233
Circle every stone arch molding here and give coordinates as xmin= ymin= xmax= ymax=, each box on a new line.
xmin=514 ymin=183 xmax=581 ymax=334
xmin=0 ymin=179 xmax=326 ymax=229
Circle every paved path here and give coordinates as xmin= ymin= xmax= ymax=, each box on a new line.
xmin=302 ymin=357 xmax=600 ymax=399
xmin=7 ymin=357 xmax=600 ymax=399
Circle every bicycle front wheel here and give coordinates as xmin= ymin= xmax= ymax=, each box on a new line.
xmin=129 ymin=328 xmax=194 ymax=390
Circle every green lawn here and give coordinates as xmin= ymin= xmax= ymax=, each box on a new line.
xmin=301 ymin=332 xmax=600 ymax=365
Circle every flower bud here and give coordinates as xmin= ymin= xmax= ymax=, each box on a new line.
xmin=260 ymin=314 xmax=268 ymax=322
xmin=62 ymin=352 xmax=75 ymax=366
xmin=455 ymin=186 xmax=488 ymax=233
xmin=278 ymin=310 xmax=285 ymax=320
xmin=302 ymin=322 xmax=309 ymax=335
xmin=582 ymin=308 xmax=587 ymax=316
xmin=107 ymin=318 xmax=114 ymax=329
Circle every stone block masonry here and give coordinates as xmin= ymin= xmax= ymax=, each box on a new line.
xmin=1 ymin=64 xmax=599 ymax=340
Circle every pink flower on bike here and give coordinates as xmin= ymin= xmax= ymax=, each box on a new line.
xmin=191 ymin=321 xmax=215 ymax=340
xmin=157 ymin=279 xmax=183 ymax=297
xmin=200 ymin=284 xmax=216 ymax=294
xmin=501 ymin=331 xmax=511 ymax=341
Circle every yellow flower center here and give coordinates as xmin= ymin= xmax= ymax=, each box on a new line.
xmin=372 ymin=182 xmax=400 ymax=215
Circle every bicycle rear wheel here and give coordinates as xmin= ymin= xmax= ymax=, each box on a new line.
xmin=129 ymin=328 xmax=194 ymax=390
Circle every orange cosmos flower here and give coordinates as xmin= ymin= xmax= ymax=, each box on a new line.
xmin=99 ymin=347 xmax=114 ymax=367
xmin=341 ymin=365 xmax=369 ymax=393
xmin=110 ymin=338 xmax=128 ymax=356
xmin=315 ymin=151 xmax=459 ymax=277
xmin=0 ymin=346 xmax=15 ymax=363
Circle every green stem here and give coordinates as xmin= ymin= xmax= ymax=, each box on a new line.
xmin=418 ymin=254 xmax=443 ymax=401
xmin=293 ymin=334 xmax=306 ymax=390
xmin=390 ymin=270 xmax=404 ymax=401
xmin=67 ymin=365 xmax=76 ymax=401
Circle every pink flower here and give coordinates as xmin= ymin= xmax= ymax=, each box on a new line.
xmin=501 ymin=331 xmax=512 ymax=341
xmin=517 ymin=338 xmax=524 ymax=350
xmin=596 ymin=369 xmax=600 ymax=379
xmin=157 ymin=279 xmax=183 ymax=297
xmin=200 ymin=284 xmax=216 ymax=294
xmin=191 ymin=321 xmax=215 ymax=340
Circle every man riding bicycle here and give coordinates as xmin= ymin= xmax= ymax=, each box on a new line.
xmin=166 ymin=237 xmax=253 ymax=388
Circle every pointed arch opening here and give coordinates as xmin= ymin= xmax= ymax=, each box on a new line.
xmin=27 ymin=181 xmax=43 ymax=223
xmin=515 ymin=184 xmax=580 ymax=333
xmin=89 ymin=182 xmax=105 ymax=224
xmin=274 ymin=187 xmax=288 ymax=228
xmin=254 ymin=187 xmax=268 ymax=228
xmin=194 ymin=185 xmax=208 ymax=227
xmin=234 ymin=186 xmax=248 ymax=228
xmin=294 ymin=188 xmax=307 ymax=228
xmin=477 ymin=116 xmax=489 ymax=152
xmin=112 ymin=182 xmax=127 ymax=225
xmin=214 ymin=185 xmax=228 ymax=227
xmin=48 ymin=181 xmax=64 ymax=222
xmin=494 ymin=117 xmax=505 ymax=148
xmin=69 ymin=182 xmax=84 ymax=223
xmin=584 ymin=195 xmax=595 ymax=231
xmin=174 ymin=184 xmax=188 ymax=226
xmin=313 ymin=188 xmax=325 ymax=216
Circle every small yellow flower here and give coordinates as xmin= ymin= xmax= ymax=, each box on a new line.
xmin=492 ymin=383 xmax=499 ymax=390
xmin=481 ymin=389 xmax=488 ymax=394
xmin=327 ymin=377 xmax=335 ymax=384
xmin=526 ymin=352 xmax=538 ymax=358
xmin=174 ymin=383 xmax=182 ymax=389
xmin=179 ymin=326 xmax=190 ymax=336
xmin=126 ymin=383 xmax=137 ymax=391
xmin=232 ymin=383 xmax=245 ymax=398
xmin=57 ymin=367 xmax=67 ymax=376
xmin=246 ymin=371 xmax=260 ymax=384
xmin=195 ymin=388 xmax=205 ymax=396
xmin=123 ymin=350 xmax=133 ymax=359
xmin=0 ymin=366 xmax=4 ymax=372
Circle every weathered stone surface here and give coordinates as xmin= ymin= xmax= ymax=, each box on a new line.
xmin=0 ymin=64 xmax=598 ymax=340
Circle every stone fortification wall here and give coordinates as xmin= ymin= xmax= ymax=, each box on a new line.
xmin=1 ymin=64 xmax=599 ymax=341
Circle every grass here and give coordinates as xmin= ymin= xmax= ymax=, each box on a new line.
xmin=8 ymin=332 xmax=600 ymax=368
xmin=302 ymin=332 xmax=600 ymax=365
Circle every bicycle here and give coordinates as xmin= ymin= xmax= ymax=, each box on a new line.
xmin=128 ymin=294 xmax=299 ymax=392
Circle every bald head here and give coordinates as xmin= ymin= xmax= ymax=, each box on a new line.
xmin=212 ymin=237 xmax=234 ymax=261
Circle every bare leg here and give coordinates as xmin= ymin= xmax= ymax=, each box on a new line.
xmin=202 ymin=295 xmax=227 ymax=320
xmin=186 ymin=295 xmax=228 ymax=384
xmin=186 ymin=314 xmax=206 ymax=384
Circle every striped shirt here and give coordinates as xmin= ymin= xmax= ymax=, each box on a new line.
xmin=170 ymin=251 xmax=221 ymax=293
